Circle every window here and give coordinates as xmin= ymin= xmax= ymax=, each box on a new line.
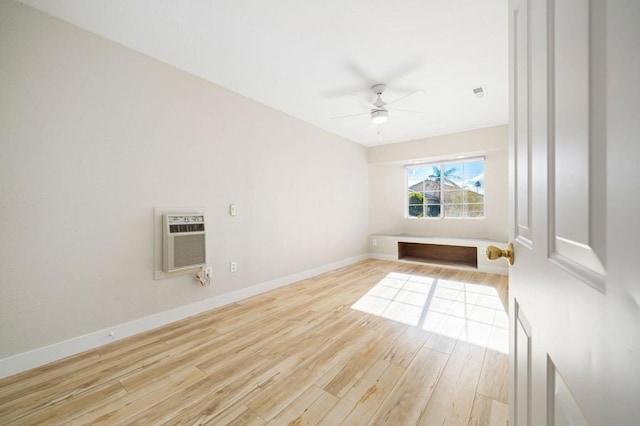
xmin=407 ymin=158 xmax=485 ymax=218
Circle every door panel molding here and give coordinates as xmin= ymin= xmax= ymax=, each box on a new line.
xmin=514 ymin=300 xmax=532 ymax=426
xmin=547 ymin=0 xmax=605 ymax=292
xmin=548 ymin=357 xmax=589 ymax=426
xmin=512 ymin=0 xmax=533 ymax=248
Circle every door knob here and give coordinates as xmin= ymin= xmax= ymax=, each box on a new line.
xmin=486 ymin=243 xmax=514 ymax=265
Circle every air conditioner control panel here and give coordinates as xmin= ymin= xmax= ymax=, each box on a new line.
xmin=167 ymin=215 xmax=205 ymax=233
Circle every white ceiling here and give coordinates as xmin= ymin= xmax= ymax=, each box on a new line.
xmin=20 ymin=0 xmax=509 ymax=147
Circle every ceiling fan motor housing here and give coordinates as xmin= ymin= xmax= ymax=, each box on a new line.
xmin=371 ymin=83 xmax=387 ymax=94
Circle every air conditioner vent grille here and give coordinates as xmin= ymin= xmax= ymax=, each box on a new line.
xmin=173 ymin=234 xmax=206 ymax=269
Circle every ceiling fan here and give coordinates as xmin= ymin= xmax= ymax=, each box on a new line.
xmin=332 ymin=83 xmax=424 ymax=125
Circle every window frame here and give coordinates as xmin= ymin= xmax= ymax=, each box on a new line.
xmin=405 ymin=156 xmax=486 ymax=219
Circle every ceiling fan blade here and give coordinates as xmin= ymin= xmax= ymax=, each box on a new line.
xmin=350 ymin=93 xmax=377 ymax=109
xmin=382 ymin=59 xmax=425 ymax=84
xmin=344 ymin=61 xmax=377 ymax=84
xmin=331 ymin=111 xmax=370 ymax=120
xmin=393 ymin=108 xmax=424 ymax=114
xmin=385 ymin=89 xmax=425 ymax=106
xmin=322 ymin=86 xmax=368 ymax=98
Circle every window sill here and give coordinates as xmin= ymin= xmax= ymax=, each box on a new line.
xmin=405 ymin=216 xmax=485 ymax=220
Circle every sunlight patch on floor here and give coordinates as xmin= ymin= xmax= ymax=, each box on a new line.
xmin=351 ymin=272 xmax=509 ymax=354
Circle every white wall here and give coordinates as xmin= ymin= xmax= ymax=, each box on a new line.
xmin=368 ymin=125 xmax=509 ymax=242
xmin=0 ymin=2 xmax=368 ymax=360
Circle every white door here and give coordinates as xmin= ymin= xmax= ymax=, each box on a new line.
xmin=505 ymin=0 xmax=640 ymax=425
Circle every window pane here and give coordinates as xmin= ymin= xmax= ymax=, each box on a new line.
xmin=427 ymin=166 xmax=442 ymax=180
xmin=443 ymin=164 xmax=463 ymax=188
xmin=408 ymin=204 xmax=424 ymax=217
xmin=407 ymin=192 xmax=425 ymax=218
xmin=424 ymin=197 xmax=442 ymax=205
xmin=407 ymin=191 xmax=423 ymax=203
xmin=463 ymin=160 xmax=484 ymax=177
xmin=464 ymin=189 xmax=484 ymax=204
xmin=465 ymin=204 xmax=484 ymax=217
xmin=443 ymin=191 xmax=464 ymax=203
xmin=408 ymin=181 xmax=423 ymax=192
xmin=424 ymin=192 xmax=441 ymax=204
xmin=444 ymin=204 xmax=464 ymax=217
xmin=462 ymin=160 xmax=484 ymax=193
xmin=407 ymin=167 xmax=430 ymax=189
xmin=423 ymin=177 xmax=441 ymax=192
xmin=426 ymin=205 xmax=441 ymax=217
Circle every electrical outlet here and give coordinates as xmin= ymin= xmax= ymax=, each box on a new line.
xmin=480 ymin=247 xmax=487 ymax=255
xmin=230 ymin=261 xmax=237 ymax=273
xmin=205 ymin=266 xmax=213 ymax=278
xmin=372 ymin=239 xmax=377 ymax=247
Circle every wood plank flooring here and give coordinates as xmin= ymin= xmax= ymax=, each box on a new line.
xmin=0 ymin=259 xmax=509 ymax=425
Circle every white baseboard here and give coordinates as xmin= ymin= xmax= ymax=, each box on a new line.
xmin=0 ymin=254 xmax=368 ymax=379
xmin=369 ymin=253 xmax=397 ymax=262
xmin=480 ymin=264 xmax=510 ymax=275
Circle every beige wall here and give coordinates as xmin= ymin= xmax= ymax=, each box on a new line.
xmin=0 ymin=2 xmax=368 ymax=359
xmin=368 ymin=125 xmax=509 ymax=242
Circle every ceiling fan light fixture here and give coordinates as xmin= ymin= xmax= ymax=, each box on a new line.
xmin=371 ymin=109 xmax=388 ymax=124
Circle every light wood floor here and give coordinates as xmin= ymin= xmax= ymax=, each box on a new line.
xmin=0 ymin=259 xmax=509 ymax=425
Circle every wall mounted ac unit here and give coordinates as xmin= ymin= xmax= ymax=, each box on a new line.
xmin=162 ymin=213 xmax=206 ymax=272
